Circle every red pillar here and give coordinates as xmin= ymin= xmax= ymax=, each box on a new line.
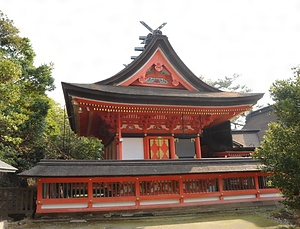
xmin=117 ymin=113 xmax=122 ymax=160
xmin=195 ymin=134 xmax=202 ymax=158
xmin=144 ymin=135 xmax=150 ymax=159
xmin=170 ymin=136 xmax=176 ymax=159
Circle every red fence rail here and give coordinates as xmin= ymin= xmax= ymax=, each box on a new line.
xmin=36 ymin=172 xmax=281 ymax=214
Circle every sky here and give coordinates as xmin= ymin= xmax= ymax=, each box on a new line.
xmin=1 ymin=0 xmax=300 ymax=107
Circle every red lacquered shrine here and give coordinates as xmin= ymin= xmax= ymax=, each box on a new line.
xmin=20 ymin=25 xmax=281 ymax=214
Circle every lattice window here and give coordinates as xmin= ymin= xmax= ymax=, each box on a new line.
xmin=223 ymin=177 xmax=255 ymax=191
xmin=140 ymin=180 xmax=179 ymax=196
xmin=42 ymin=182 xmax=88 ymax=199
xmin=92 ymin=181 xmax=136 ymax=198
xmin=258 ymin=176 xmax=274 ymax=189
xmin=183 ymin=178 xmax=218 ymax=193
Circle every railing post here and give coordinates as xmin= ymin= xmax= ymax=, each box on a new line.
xmin=254 ymin=173 xmax=260 ymax=199
xmin=218 ymin=175 xmax=224 ymax=201
xmin=179 ymin=176 xmax=184 ymax=203
xmin=135 ymin=177 xmax=140 ymax=208
xmin=36 ymin=178 xmax=43 ymax=213
xmin=88 ymin=178 xmax=93 ymax=209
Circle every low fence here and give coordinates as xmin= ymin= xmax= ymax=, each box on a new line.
xmin=36 ymin=172 xmax=282 ymax=214
xmin=0 ymin=187 xmax=36 ymax=216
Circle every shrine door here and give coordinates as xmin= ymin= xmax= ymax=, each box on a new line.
xmin=149 ymin=137 xmax=170 ymax=159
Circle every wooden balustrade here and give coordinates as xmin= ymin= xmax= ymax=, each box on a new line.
xmin=35 ymin=173 xmax=281 ymax=214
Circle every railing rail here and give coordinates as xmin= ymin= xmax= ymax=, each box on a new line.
xmin=36 ymin=172 xmax=281 ymax=214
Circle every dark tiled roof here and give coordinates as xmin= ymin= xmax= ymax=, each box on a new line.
xmin=232 ymin=129 xmax=261 ymax=148
xmin=19 ymin=158 xmax=262 ymax=177
xmin=243 ymin=105 xmax=277 ymax=142
xmin=62 ymin=33 xmax=263 ymax=108
xmin=62 ymin=83 xmax=264 ymax=107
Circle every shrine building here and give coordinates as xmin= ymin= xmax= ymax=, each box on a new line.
xmin=20 ymin=23 xmax=281 ymax=214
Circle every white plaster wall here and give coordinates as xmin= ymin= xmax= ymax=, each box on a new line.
xmin=122 ymin=138 xmax=144 ymax=160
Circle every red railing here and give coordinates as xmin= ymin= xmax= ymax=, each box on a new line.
xmin=36 ymin=172 xmax=281 ymax=214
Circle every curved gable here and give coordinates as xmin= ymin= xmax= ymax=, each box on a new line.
xmin=96 ymin=35 xmax=220 ymax=92
xmin=118 ymin=48 xmax=196 ymax=90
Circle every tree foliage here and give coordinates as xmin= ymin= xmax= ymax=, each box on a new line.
xmin=200 ymin=73 xmax=252 ymax=92
xmin=0 ymin=11 xmax=103 ymax=177
xmin=255 ymin=66 xmax=300 ymax=209
xmin=43 ymin=100 xmax=103 ymax=161
xmin=0 ymin=11 xmax=55 ymax=170
xmin=200 ymin=73 xmax=253 ymax=128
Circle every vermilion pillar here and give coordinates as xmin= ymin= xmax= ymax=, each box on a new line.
xmin=170 ymin=137 xmax=176 ymax=159
xmin=117 ymin=113 xmax=122 ymax=160
xmin=143 ymin=135 xmax=150 ymax=159
xmin=195 ymin=134 xmax=202 ymax=158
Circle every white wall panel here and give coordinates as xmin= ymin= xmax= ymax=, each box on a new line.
xmin=122 ymin=138 xmax=144 ymax=160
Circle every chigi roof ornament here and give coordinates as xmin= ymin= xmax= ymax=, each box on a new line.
xmin=139 ymin=21 xmax=167 ymax=47
xmin=131 ymin=21 xmax=167 ymax=61
xmin=140 ymin=21 xmax=167 ymax=35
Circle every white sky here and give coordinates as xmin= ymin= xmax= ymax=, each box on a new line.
xmin=2 ymin=0 xmax=300 ymax=107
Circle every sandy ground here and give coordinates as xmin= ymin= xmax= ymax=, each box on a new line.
xmin=8 ymin=208 xmax=294 ymax=229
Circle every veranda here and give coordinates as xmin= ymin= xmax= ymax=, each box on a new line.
xmin=35 ymin=163 xmax=280 ymax=214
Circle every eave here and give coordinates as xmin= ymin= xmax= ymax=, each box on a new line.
xmin=18 ymin=158 xmax=261 ymax=177
xmin=62 ymin=83 xmax=264 ymax=108
xmin=62 ymin=82 xmax=263 ymax=140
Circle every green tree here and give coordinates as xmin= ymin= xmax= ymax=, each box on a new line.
xmin=0 ymin=12 xmax=103 ymax=177
xmin=200 ymin=73 xmax=252 ymax=92
xmin=43 ymin=100 xmax=103 ymax=160
xmin=200 ymin=73 xmax=253 ymax=128
xmin=0 ymin=11 xmax=55 ymax=171
xmin=255 ymin=66 xmax=300 ymax=209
